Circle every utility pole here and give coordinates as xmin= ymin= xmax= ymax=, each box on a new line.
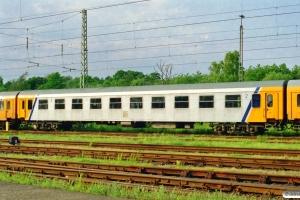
xmin=80 ymin=9 xmax=88 ymax=88
xmin=239 ymin=15 xmax=245 ymax=82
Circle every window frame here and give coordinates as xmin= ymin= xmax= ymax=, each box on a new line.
xmin=174 ymin=96 xmax=189 ymax=108
xmin=55 ymin=99 xmax=65 ymax=110
xmin=90 ymin=98 xmax=101 ymax=109
xmin=130 ymin=97 xmax=143 ymax=109
xmin=0 ymin=101 xmax=3 ymax=111
xmin=297 ymin=94 xmax=300 ymax=107
xmin=152 ymin=97 xmax=165 ymax=109
xmin=252 ymin=94 xmax=260 ymax=108
xmin=38 ymin=99 xmax=48 ymax=110
xmin=267 ymin=94 xmax=273 ymax=107
xmin=225 ymin=95 xmax=241 ymax=108
xmin=199 ymin=95 xmax=214 ymax=108
xmin=28 ymin=100 xmax=33 ymax=110
xmin=110 ymin=98 xmax=122 ymax=109
xmin=72 ymin=98 xmax=83 ymax=109
xmin=6 ymin=101 xmax=10 ymax=110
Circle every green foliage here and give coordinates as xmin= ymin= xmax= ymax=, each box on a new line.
xmin=6 ymin=72 xmax=30 ymax=91
xmin=1 ymin=52 xmax=299 ymax=91
xmin=209 ymin=51 xmax=239 ymax=82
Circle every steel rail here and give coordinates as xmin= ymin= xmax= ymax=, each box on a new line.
xmin=1 ymin=138 xmax=299 ymax=145
xmin=0 ymin=160 xmax=298 ymax=196
xmin=2 ymin=130 xmax=300 ymax=140
xmin=0 ymin=156 xmax=299 ymax=185
xmin=2 ymin=139 xmax=300 ymax=156
xmin=1 ymin=145 xmax=300 ymax=170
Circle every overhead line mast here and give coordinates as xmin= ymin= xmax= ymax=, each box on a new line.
xmin=80 ymin=9 xmax=88 ymax=88
xmin=239 ymin=14 xmax=245 ymax=82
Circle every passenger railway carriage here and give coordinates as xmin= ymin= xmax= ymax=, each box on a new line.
xmin=0 ymin=79 xmax=299 ymax=134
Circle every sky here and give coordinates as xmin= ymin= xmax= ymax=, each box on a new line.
xmin=0 ymin=0 xmax=299 ymax=83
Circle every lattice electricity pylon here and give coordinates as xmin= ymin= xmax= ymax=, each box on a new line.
xmin=80 ymin=9 xmax=88 ymax=88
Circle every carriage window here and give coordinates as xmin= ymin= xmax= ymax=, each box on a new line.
xmin=110 ymin=98 xmax=121 ymax=109
xmin=175 ymin=96 xmax=189 ymax=108
xmin=225 ymin=95 xmax=241 ymax=108
xmin=22 ymin=100 xmax=25 ymax=109
xmin=90 ymin=98 xmax=101 ymax=109
xmin=55 ymin=99 xmax=65 ymax=109
xmin=252 ymin=94 xmax=260 ymax=108
xmin=38 ymin=100 xmax=48 ymax=109
xmin=130 ymin=97 xmax=143 ymax=109
xmin=0 ymin=101 xmax=3 ymax=110
xmin=297 ymin=94 xmax=300 ymax=107
xmin=267 ymin=94 xmax=273 ymax=107
xmin=199 ymin=96 xmax=214 ymax=108
xmin=152 ymin=97 xmax=165 ymax=108
xmin=72 ymin=99 xmax=83 ymax=109
xmin=7 ymin=101 xmax=10 ymax=110
xmin=28 ymin=100 xmax=33 ymax=110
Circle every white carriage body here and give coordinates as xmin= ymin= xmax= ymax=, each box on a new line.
xmin=17 ymin=82 xmax=272 ymax=123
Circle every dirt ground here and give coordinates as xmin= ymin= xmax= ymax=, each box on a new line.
xmin=0 ymin=181 xmax=130 ymax=200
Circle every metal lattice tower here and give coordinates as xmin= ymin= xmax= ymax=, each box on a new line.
xmin=80 ymin=9 xmax=88 ymax=88
xmin=238 ymin=15 xmax=245 ymax=82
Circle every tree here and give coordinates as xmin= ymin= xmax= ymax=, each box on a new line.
xmin=27 ymin=76 xmax=47 ymax=90
xmin=6 ymin=72 xmax=30 ymax=91
xmin=208 ymin=51 xmax=239 ymax=82
xmin=0 ymin=76 xmax=5 ymax=91
xmin=39 ymin=72 xmax=66 ymax=89
xmin=154 ymin=60 xmax=174 ymax=84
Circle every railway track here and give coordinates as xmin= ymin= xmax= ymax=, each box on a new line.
xmin=2 ymin=138 xmax=300 ymax=156
xmin=2 ymin=130 xmax=300 ymax=141
xmin=1 ymin=156 xmax=299 ymax=185
xmin=0 ymin=156 xmax=299 ymax=196
xmin=1 ymin=145 xmax=300 ymax=170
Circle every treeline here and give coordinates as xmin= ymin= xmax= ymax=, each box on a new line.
xmin=0 ymin=51 xmax=299 ymax=91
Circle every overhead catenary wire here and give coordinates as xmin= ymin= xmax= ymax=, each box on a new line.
xmin=1 ymin=1 xmax=299 ymax=82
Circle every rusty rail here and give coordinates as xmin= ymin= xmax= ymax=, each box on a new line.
xmin=0 ymin=158 xmax=298 ymax=196
xmin=1 ymin=145 xmax=300 ymax=170
xmin=2 ymin=130 xmax=300 ymax=140
xmin=0 ymin=156 xmax=299 ymax=185
xmin=1 ymin=138 xmax=300 ymax=156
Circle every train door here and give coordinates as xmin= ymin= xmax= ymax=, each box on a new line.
xmin=19 ymin=99 xmax=26 ymax=119
xmin=5 ymin=100 xmax=12 ymax=119
xmin=264 ymin=93 xmax=279 ymax=119
xmin=291 ymin=93 xmax=300 ymax=119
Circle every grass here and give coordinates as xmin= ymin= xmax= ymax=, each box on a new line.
xmin=0 ymin=169 xmax=281 ymax=200
xmin=2 ymin=131 xmax=300 ymax=150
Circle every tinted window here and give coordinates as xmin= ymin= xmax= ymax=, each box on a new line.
xmin=252 ymin=94 xmax=260 ymax=108
xmin=199 ymin=96 xmax=214 ymax=108
xmin=72 ymin=99 xmax=83 ymax=109
xmin=130 ymin=97 xmax=142 ymax=109
xmin=55 ymin=99 xmax=65 ymax=109
xmin=28 ymin=100 xmax=33 ymax=110
xmin=152 ymin=97 xmax=165 ymax=108
xmin=175 ymin=96 xmax=189 ymax=108
xmin=225 ymin=95 xmax=241 ymax=108
xmin=90 ymin=98 xmax=101 ymax=109
xmin=110 ymin=98 xmax=121 ymax=109
xmin=267 ymin=94 xmax=273 ymax=107
xmin=39 ymin=100 xmax=48 ymax=109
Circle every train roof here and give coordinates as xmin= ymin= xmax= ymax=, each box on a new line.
xmin=287 ymin=80 xmax=300 ymax=86
xmin=17 ymin=80 xmax=288 ymax=95
xmin=0 ymin=91 xmax=20 ymax=96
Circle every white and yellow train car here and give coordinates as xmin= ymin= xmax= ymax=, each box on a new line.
xmin=15 ymin=80 xmax=287 ymax=134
